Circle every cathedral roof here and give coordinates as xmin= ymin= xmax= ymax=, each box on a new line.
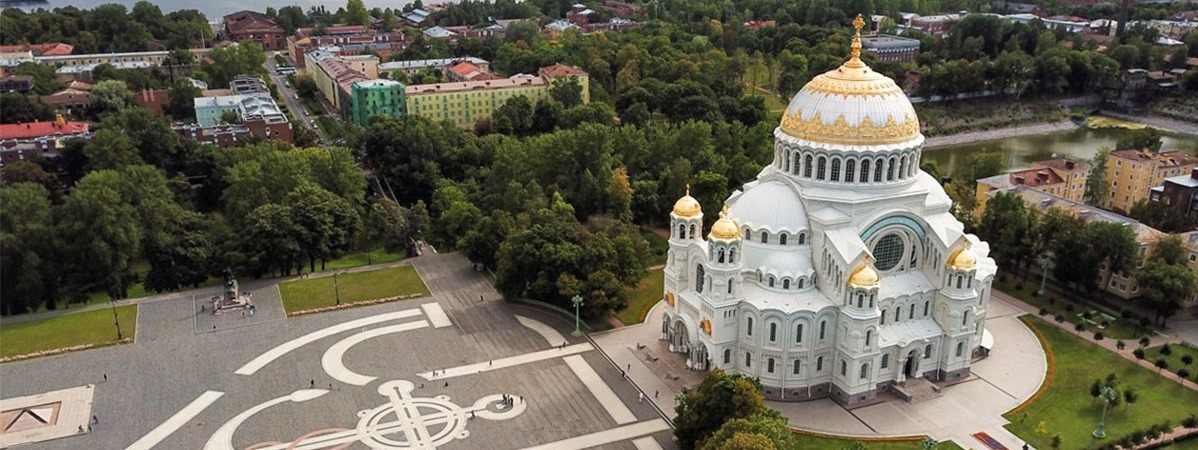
xmin=778 ymin=15 xmax=920 ymax=147
xmin=672 ymin=186 xmax=702 ymax=218
xmin=728 ymin=180 xmax=809 ymax=233
xmin=709 ymin=206 xmax=741 ymax=240
xmin=949 ymin=247 xmax=977 ymax=270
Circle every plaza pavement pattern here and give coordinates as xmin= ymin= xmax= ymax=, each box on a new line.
xmin=592 ymin=295 xmax=1049 ymax=450
xmin=0 ymin=253 xmax=675 ymax=449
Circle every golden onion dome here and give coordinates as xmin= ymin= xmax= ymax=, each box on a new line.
xmin=848 ymin=264 xmax=879 ymax=289
xmin=779 ymin=14 xmax=921 ymax=146
xmin=949 ymin=247 xmax=977 ymax=270
xmin=673 ymin=184 xmax=702 ymax=218
xmin=709 ymin=205 xmax=741 ymax=241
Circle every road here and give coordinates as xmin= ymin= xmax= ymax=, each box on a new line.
xmin=264 ymin=52 xmax=329 ymax=142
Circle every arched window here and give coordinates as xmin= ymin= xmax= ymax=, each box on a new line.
xmin=881 ymin=309 xmax=887 ymax=325
xmin=840 ymin=360 xmax=847 ymax=376
xmin=745 ymin=352 xmax=752 ymax=367
xmin=865 ymin=330 xmax=872 ymax=346
xmin=857 ymin=293 xmax=864 ymax=308
xmin=689 ymin=224 xmax=695 ymax=239
xmin=860 ymin=159 xmax=871 ymax=182
xmin=768 ymin=276 xmax=775 ymax=287
xmin=887 ymin=156 xmax=897 ymax=180
xmin=780 ymin=234 xmax=788 ymax=245
xmin=746 ymin=317 xmax=753 ymax=336
xmin=804 ymin=155 xmax=813 ymax=177
xmin=899 ymin=155 xmax=909 ymax=180
xmin=723 ymin=348 xmax=731 ymax=364
xmin=767 ymin=358 xmax=775 ymax=373
xmin=956 ymin=275 xmax=963 ymax=289
xmin=795 ymin=324 xmax=804 ymax=343
xmin=860 ymin=363 xmax=869 ymax=379
xmin=831 ymin=158 xmax=841 ymax=181
xmin=895 ymin=307 xmax=901 ymax=322
xmin=761 ymin=231 xmax=768 ymax=243
xmin=769 ymin=323 xmax=777 ymax=342
xmin=729 ymin=248 xmax=737 ymax=263
xmin=792 ymin=151 xmax=800 ymax=174
xmin=845 ymin=159 xmax=856 ymax=182
xmin=798 ymin=278 xmax=805 ymax=289
xmin=819 ymin=320 xmax=827 ymax=339
xmin=924 ymin=344 xmax=933 ymax=359
xmin=869 ymin=295 xmax=875 ymax=308
xmin=909 ymin=307 xmax=914 ymax=319
xmin=963 ymin=309 xmax=971 ymax=326
xmin=798 ymin=233 xmax=806 ymax=244
xmin=874 ymin=158 xmax=885 ymax=182
xmin=881 ymin=354 xmax=889 ymax=369
xmin=817 ymin=356 xmax=824 ymax=371
xmin=956 ymin=342 xmax=965 ymax=357
xmin=696 ymin=264 xmax=705 ymax=293
xmin=678 ymin=224 xmax=685 ymax=239
xmin=817 ymin=156 xmax=827 ymax=180
xmin=727 ymin=279 xmax=733 ymax=294
xmin=783 ymin=279 xmax=791 ymax=289
xmin=923 ymin=301 xmax=930 ymax=316
xmin=793 ymin=359 xmax=801 ymax=375
xmin=744 ymin=229 xmax=751 ymax=240
xmin=717 ymin=247 xmax=726 ymax=263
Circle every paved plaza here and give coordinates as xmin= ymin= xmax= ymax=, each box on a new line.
xmin=593 ymin=295 xmax=1048 ymax=450
xmin=0 ymin=253 xmax=674 ymax=449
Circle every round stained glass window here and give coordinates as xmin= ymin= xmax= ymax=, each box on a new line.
xmin=873 ymin=234 xmax=905 ymax=271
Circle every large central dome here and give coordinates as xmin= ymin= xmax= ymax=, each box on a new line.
xmin=779 ymin=15 xmax=920 ymax=147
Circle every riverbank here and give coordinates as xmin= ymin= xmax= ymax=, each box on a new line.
xmin=923 ymin=119 xmax=1080 ymax=149
xmin=1097 ymin=110 xmax=1198 ymax=137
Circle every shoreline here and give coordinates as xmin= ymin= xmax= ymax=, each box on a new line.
xmin=923 ymin=119 xmax=1079 ymax=149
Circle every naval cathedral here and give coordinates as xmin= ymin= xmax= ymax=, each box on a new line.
xmin=659 ymin=16 xmax=997 ymax=407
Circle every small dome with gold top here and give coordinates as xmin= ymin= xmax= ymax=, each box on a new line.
xmin=848 ymin=264 xmax=879 ymax=288
xmin=672 ymin=184 xmax=702 ymax=218
xmin=779 ymin=14 xmax=920 ymax=147
xmin=709 ymin=205 xmax=741 ymax=241
xmin=949 ymin=247 xmax=977 ymax=270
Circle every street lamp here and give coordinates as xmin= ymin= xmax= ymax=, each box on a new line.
xmin=1093 ymin=386 xmax=1117 ymax=438
xmin=333 ymin=270 xmax=344 ymax=306
xmin=110 ymin=298 xmax=123 ymax=340
xmin=571 ymin=295 xmax=584 ymax=336
xmin=1038 ymin=255 xmax=1051 ymax=296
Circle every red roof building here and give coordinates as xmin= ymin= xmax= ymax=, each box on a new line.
xmin=0 ymin=117 xmax=90 ymax=166
xmin=223 ymin=10 xmax=285 ymax=50
xmin=0 ymin=43 xmax=74 ymax=56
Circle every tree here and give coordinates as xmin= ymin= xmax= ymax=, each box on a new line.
xmin=1137 ymin=259 xmax=1195 ymax=327
xmin=494 ymin=95 xmax=535 ymax=135
xmin=361 ymin=198 xmax=415 ymax=256
xmin=674 ymin=369 xmax=769 ymax=450
xmin=1179 ymin=368 xmax=1192 ymax=383
xmin=0 ymin=183 xmax=59 ymax=314
xmin=1129 ymin=199 xmax=1196 ymax=233
xmin=698 ymin=414 xmax=794 ymax=450
xmin=1116 ymin=128 xmax=1163 ymax=152
xmin=346 ymin=0 xmax=371 ymax=25
xmin=198 ymin=43 xmax=267 ymax=88
xmin=1123 ymin=387 xmax=1138 ymax=408
xmin=357 ymin=115 xmax=466 ymax=205
xmin=58 ymin=171 xmax=143 ymax=300
xmin=242 ymin=203 xmax=303 ymax=276
xmin=0 ymin=93 xmax=55 ymax=124
xmin=13 ymin=62 xmax=64 ymax=95
xmin=1084 ymin=147 xmax=1109 ymax=205
xmin=143 ymin=211 xmax=213 ymax=292
xmin=549 ymin=77 xmax=585 ymax=108
xmin=102 ymin=107 xmax=189 ymax=171
xmin=91 ymin=80 xmax=133 ymax=115
xmin=1156 ymin=358 xmax=1169 ymax=373
xmin=166 ymin=80 xmax=202 ymax=121
xmin=84 ymin=128 xmax=143 ymax=171
xmin=1184 ymin=354 xmax=1194 ymax=366
xmin=286 ymin=183 xmax=361 ymax=272
xmin=978 ymin=191 xmax=1037 ymax=275
xmin=1087 ymin=221 xmax=1139 ymax=290
xmin=1134 ymin=348 xmax=1146 ymax=361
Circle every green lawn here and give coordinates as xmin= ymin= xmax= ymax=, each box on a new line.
xmin=279 ymin=265 xmax=430 ymax=314
xmin=994 ymin=275 xmax=1147 ymax=341
xmin=790 ymin=433 xmax=962 ymax=450
xmin=617 ymin=268 xmax=663 ymax=325
xmin=1164 ymin=437 xmax=1198 ymax=449
xmin=1144 ymin=344 xmax=1198 ymax=381
xmin=0 ymin=305 xmax=138 ymax=359
xmin=1004 ymin=316 xmax=1198 ymax=450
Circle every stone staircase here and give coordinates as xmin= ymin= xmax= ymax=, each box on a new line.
xmin=892 ymin=377 xmax=942 ymax=403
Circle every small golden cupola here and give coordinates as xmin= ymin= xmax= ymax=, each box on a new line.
xmin=949 ymin=247 xmax=977 ymax=270
xmin=672 ymin=184 xmax=702 ymax=218
xmin=708 ymin=205 xmax=741 ymax=241
xmin=848 ymin=264 xmax=880 ymax=289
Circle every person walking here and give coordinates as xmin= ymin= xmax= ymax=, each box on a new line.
xmin=103 ymin=374 xmax=107 ymax=382
xmin=310 ymin=380 xmax=315 ymax=388
xmin=654 ymin=389 xmax=659 ymax=399
xmin=92 ymin=415 xmax=99 ymax=425
xmin=638 ymin=392 xmax=644 ymax=403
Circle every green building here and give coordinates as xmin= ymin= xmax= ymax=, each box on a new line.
xmin=347 ymin=79 xmax=406 ymax=127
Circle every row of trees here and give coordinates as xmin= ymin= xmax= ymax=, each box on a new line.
xmin=0 ymin=2 xmax=211 ymax=52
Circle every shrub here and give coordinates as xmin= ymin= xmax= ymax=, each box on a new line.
xmin=1117 ymin=340 xmax=1126 ymax=350
xmin=1015 ymin=283 xmax=1024 ymax=291
xmin=1141 ymin=336 xmax=1152 ymax=347
xmin=1048 ymin=297 xmax=1056 ymax=305
xmin=1039 ymin=307 xmax=1049 ymax=316
xmin=1095 ymin=331 xmax=1105 ymax=340
xmin=1183 ymin=354 xmax=1194 ymax=365
xmin=1141 ymin=317 xmax=1152 ymax=328
xmin=1065 ymin=304 xmax=1075 ymax=312
xmin=1076 ymin=322 xmax=1087 ymax=333
xmin=1055 ymin=314 xmax=1066 ymax=323
xmin=1180 ymin=368 xmax=1191 ymax=380
xmin=1101 ymin=320 xmax=1110 ymax=328
xmin=1121 ymin=309 xmax=1133 ymax=319
xmin=1162 ymin=344 xmax=1173 ymax=356
xmin=1134 ymin=348 xmax=1146 ymax=360
xmin=1083 ymin=311 xmax=1093 ymax=320
xmin=1183 ymin=414 xmax=1197 ymax=429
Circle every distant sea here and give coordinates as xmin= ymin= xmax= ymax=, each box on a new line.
xmin=6 ymin=0 xmax=417 ymax=21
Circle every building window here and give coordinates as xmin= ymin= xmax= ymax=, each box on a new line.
xmin=804 ymin=155 xmax=813 ymax=177
xmin=793 ymin=359 xmax=801 ymax=375
xmin=873 ymin=233 xmax=905 ymax=271
xmin=745 ymin=352 xmax=752 ymax=367
xmin=956 ymin=342 xmax=965 ymax=357
xmin=761 ymin=231 xmax=768 ymax=243
xmin=817 ymin=156 xmax=827 ymax=180
xmin=795 ymin=324 xmax=803 ymax=343
xmin=881 ymin=354 xmax=889 ymax=369
xmin=860 ymin=159 xmax=871 ymax=182
xmin=963 ymin=309 xmax=971 ymax=326
xmin=923 ymin=301 xmax=930 ymax=316
xmin=895 ymin=307 xmax=901 ymax=322
xmin=723 ymin=348 xmax=731 ymax=364
xmin=819 ymin=321 xmax=826 ymax=339
xmin=831 ymin=158 xmax=841 ymax=181
xmin=696 ymin=264 xmax=705 ymax=293
xmin=909 ymin=307 xmax=914 ymax=319
xmin=874 ymin=159 xmax=885 ymax=182
xmin=846 ymin=159 xmax=856 ymax=181
xmin=783 ymin=279 xmax=791 ymax=289
xmin=924 ymin=344 xmax=933 ymax=359
xmin=769 ymin=323 xmax=777 ymax=342
xmin=768 ymin=276 xmax=775 ymax=287
xmin=817 ymin=356 xmax=824 ymax=371
xmin=881 ymin=310 xmax=887 ymax=325
xmin=767 ymin=358 xmax=775 ymax=373
xmin=841 ymin=360 xmax=847 ymax=376
xmin=798 ymin=233 xmax=806 ymax=244
xmin=865 ymin=330 xmax=872 ymax=346
xmin=860 ymin=363 xmax=869 ymax=379
xmin=780 ymin=234 xmax=788 ymax=245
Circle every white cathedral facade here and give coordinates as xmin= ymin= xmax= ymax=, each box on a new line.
xmin=660 ymin=17 xmax=998 ymax=407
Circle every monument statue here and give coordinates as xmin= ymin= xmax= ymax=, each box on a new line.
xmin=211 ymin=267 xmax=252 ymax=314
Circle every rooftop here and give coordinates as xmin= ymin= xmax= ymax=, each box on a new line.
xmin=0 ymin=120 xmax=89 ymax=140
xmin=1006 ymin=186 xmax=1163 ymax=242
xmin=406 ymin=73 xmax=545 ymax=94
xmin=860 ymin=34 xmax=921 ymax=48
xmin=1111 ymin=149 xmax=1198 ymax=167
xmin=378 ymin=57 xmax=489 ymax=70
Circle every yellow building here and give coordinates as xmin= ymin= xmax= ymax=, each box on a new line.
xmin=1103 ymin=149 xmax=1198 ymax=214
xmin=973 ymin=158 xmax=1089 ymax=220
xmin=404 ymin=63 xmax=589 ymax=128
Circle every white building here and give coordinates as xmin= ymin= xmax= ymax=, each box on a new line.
xmin=660 ymin=18 xmax=998 ymax=407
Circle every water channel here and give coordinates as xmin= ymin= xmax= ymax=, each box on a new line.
xmin=923 ymin=120 xmax=1198 ymax=176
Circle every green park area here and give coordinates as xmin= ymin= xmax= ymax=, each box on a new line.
xmin=618 ymin=268 xmax=664 ymax=325
xmin=791 ymin=434 xmax=964 ymax=450
xmin=1144 ymin=343 xmax=1198 ymax=381
xmin=0 ymin=305 xmax=138 ymax=359
xmin=995 ymin=276 xmax=1148 ymax=341
xmin=1004 ymin=317 xmax=1198 ymax=450
xmin=279 ymin=265 xmax=430 ymax=314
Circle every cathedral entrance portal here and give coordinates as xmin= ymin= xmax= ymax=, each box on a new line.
xmin=904 ymin=349 xmax=920 ymax=379
xmin=670 ymin=320 xmax=690 ymax=354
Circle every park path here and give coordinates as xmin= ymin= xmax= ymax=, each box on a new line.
xmin=990 ymin=290 xmax=1198 ymax=393
xmin=0 ymin=257 xmax=424 ymax=326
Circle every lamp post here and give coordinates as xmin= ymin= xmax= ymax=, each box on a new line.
xmin=571 ymin=295 xmax=584 ymax=336
xmin=1093 ymin=386 xmax=1117 ymax=438
xmin=333 ymin=270 xmax=344 ymax=306
xmin=1038 ymin=255 xmax=1051 ymax=296
xmin=110 ymin=298 xmax=123 ymax=340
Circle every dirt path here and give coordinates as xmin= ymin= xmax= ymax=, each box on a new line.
xmin=923 ymin=120 xmax=1080 ymax=149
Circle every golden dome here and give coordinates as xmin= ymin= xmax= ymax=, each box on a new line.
xmin=779 ymin=14 xmax=921 ymax=146
xmin=949 ymin=247 xmax=977 ymax=270
xmin=848 ymin=264 xmax=879 ymax=289
xmin=709 ymin=205 xmax=740 ymax=240
xmin=673 ymin=184 xmax=702 ymax=218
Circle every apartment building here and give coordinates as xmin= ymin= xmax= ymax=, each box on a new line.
xmin=974 ymin=158 xmax=1090 ymax=219
xmin=1104 ymin=149 xmax=1198 ymax=213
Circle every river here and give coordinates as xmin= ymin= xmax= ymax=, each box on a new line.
xmin=7 ymin=0 xmax=413 ymax=20
xmin=923 ymin=123 xmax=1198 ymax=176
